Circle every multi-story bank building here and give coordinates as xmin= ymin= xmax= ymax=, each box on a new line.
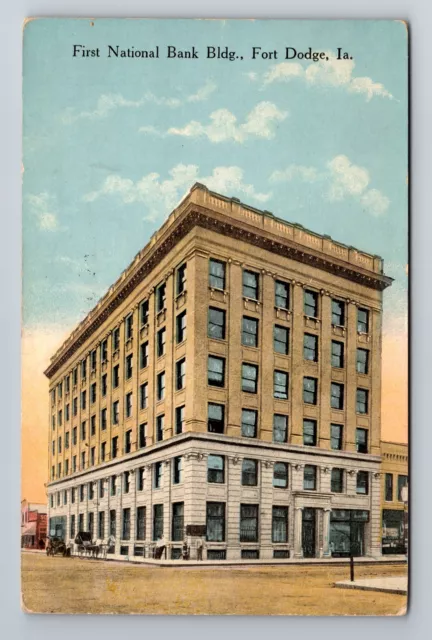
xmin=45 ymin=183 xmax=392 ymax=561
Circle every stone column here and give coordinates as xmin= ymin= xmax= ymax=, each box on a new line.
xmin=260 ymin=273 xmax=275 ymax=443
xmin=319 ymin=292 xmax=332 ymax=448
xmin=345 ymin=301 xmax=358 ymax=452
xmin=227 ymin=261 xmax=242 ymax=438
xmin=293 ymin=506 xmax=304 ymax=558
xmin=369 ymin=471 xmax=382 ymax=557
xmin=226 ymin=455 xmax=242 ymax=559
xmin=260 ymin=460 xmax=274 ymax=559
xmin=290 ymin=283 xmax=305 ymax=445
xmin=130 ymin=468 xmax=137 ymax=548
xmin=115 ymin=474 xmax=122 ymax=555
xmin=322 ymin=508 xmax=331 ymax=557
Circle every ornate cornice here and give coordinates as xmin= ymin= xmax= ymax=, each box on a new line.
xmin=45 ymin=205 xmax=392 ymax=379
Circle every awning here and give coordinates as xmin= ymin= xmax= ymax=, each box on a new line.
xmin=21 ymin=522 xmax=37 ymax=537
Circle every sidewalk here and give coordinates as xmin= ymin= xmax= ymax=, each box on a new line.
xmin=335 ymin=576 xmax=407 ymax=595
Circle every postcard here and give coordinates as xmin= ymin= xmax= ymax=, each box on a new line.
xmin=21 ymin=18 xmax=408 ymax=615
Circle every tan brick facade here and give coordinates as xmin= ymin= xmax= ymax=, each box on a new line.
xmin=381 ymin=440 xmax=408 ymax=554
xmin=45 ymin=183 xmax=392 ymax=560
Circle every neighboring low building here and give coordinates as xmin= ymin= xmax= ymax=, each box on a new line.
xmin=381 ymin=441 xmax=408 ymax=554
xmin=21 ymin=500 xmax=48 ymax=549
xmin=45 ymin=183 xmax=392 ymax=560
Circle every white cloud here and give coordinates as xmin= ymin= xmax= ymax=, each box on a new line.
xmin=270 ymin=154 xmax=389 ymax=216
xmin=166 ymin=101 xmax=288 ymax=143
xmin=84 ymin=164 xmax=270 ymax=219
xmin=61 ymin=82 xmax=217 ymax=124
xmin=262 ymin=52 xmax=393 ymax=101
xmin=27 ymin=192 xmax=59 ymax=231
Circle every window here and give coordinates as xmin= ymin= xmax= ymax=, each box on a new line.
xmin=157 ymin=328 xmax=166 ymax=357
xmin=90 ymin=384 xmax=96 ymax=406
xmin=112 ymin=435 xmax=118 ymax=459
xmin=125 ymin=354 xmax=133 ymax=379
xmin=242 ymin=316 xmax=258 ymax=348
xmin=273 ymin=462 xmax=288 ymax=488
xmin=122 ymin=508 xmax=131 ymax=540
xmin=356 ymin=388 xmax=369 ymax=414
xmin=125 ymin=429 xmax=132 ymax=454
xmin=176 ymin=263 xmax=187 ymax=295
xmin=98 ymin=511 xmax=105 ymax=539
xmin=303 ymin=419 xmax=317 ymax=446
xmin=304 ymin=465 xmax=317 ymax=490
xmin=101 ymin=374 xmax=107 ymax=397
xmin=136 ymin=506 xmax=146 ymax=540
xmin=357 ymin=349 xmax=369 ymax=375
xmin=79 ymin=485 xmax=85 ymax=502
xmin=242 ymin=363 xmax=258 ymax=394
xmin=157 ymin=372 xmax=165 ymax=400
xmin=52 ymin=415 xmax=55 ymax=430
xmin=110 ymin=476 xmax=116 ymax=497
xmin=273 ymin=414 xmax=288 ymax=443
xmin=71 ymin=488 xmax=76 ymax=504
xmin=275 ymin=280 xmax=289 ymax=309
xmin=81 ymin=359 xmax=87 ymax=380
xmin=70 ymin=514 xmax=76 ymax=539
xmin=176 ymin=311 xmax=187 ymax=343
xmin=112 ymin=327 xmax=120 ymax=351
xmin=137 ymin=467 xmax=145 ymax=491
xmin=154 ymin=462 xmax=163 ymax=489
xmin=175 ymin=406 xmax=185 ymax=435
xmin=208 ymin=355 xmax=225 ymax=387
xmin=385 ymin=473 xmax=393 ymax=501
xmin=112 ymin=365 xmax=119 ymax=388
xmin=81 ymin=452 xmax=85 ymax=469
xmin=58 ymin=436 xmax=62 ymax=453
xmin=58 ymin=381 xmax=63 ymax=399
xmin=331 ymin=468 xmax=344 ymax=493
xmin=88 ymin=481 xmax=94 ymax=500
xmin=101 ymin=407 xmax=107 ymax=431
xmin=72 ymin=367 xmax=78 ymax=387
xmin=73 ymin=397 xmax=78 ymax=416
xmin=303 ymin=377 xmax=318 ymax=404
xmin=72 ymin=455 xmax=77 ymax=472
xmin=206 ymin=502 xmax=225 ymax=542
xmin=81 ymin=421 xmax=86 ymax=440
xmin=139 ymin=342 xmax=149 ymax=369
xmin=90 ymin=415 xmax=96 ymax=436
xmin=109 ymin=509 xmax=116 ymax=537
xmin=139 ymin=423 xmax=146 ymax=448
xmin=243 ymin=270 xmax=259 ymax=299
xmin=65 ymin=376 xmax=70 ymax=394
xmin=51 ymin=389 xmax=56 ymax=406
xmin=331 ymin=299 xmax=345 ymax=326
xmin=176 ymin=358 xmax=186 ymax=390
xmin=208 ymin=403 xmax=224 ymax=434
xmin=173 ymin=457 xmax=183 ymax=484
xmin=65 ymin=404 xmax=70 ymax=422
xmin=272 ymin=506 xmax=288 ymax=542
xmin=58 ymin=410 xmax=62 ymax=426
xmin=304 ymin=334 xmax=318 ymax=362
xmin=112 ymin=400 xmax=119 ymax=425
xmin=356 ymin=428 xmax=368 ymax=453
xmin=140 ymin=383 xmax=148 ymax=410
xmin=209 ymin=259 xmax=226 ymax=290
xmin=240 ymin=504 xmax=258 ymax=542
xmin=100 ymin=441 xmax=106 ymax=462
xmin=274 ymin=325 xmax=289 ymax=355
xmin=331 ymin=424 xmax=343 ymax=450
xmin=125 ymin=313 xmax=133 ymax=341
xmin=78 ymin=514 xmax=84 ymax=532
xmin=304 ymin=290 xmax=318 ymax=318
xmin=398 ymin=475 xmax=408 ymax=502
xmin=242 ymin=459 xmax=258 ymax=486
xmin=241 ymin=409 xmax=258 ymax=438
xmin=101 ymin=339 xmax=108 ymax=363
xmin=65 ymin=431 xmax=69 ymax=449
xmin=208 ymin=307 xmax=226 ymax=340
xmin=65 ymin=459 xmax=69 ymax=475
xmin=57 ymin=463 xmax=62 ymax=478
xmin=208 ymin=455 xmax=224 ymax=483
xmin=52 ymin=440 xmax=55 ymax=455
xmin=123 ymin=471 xmax=130 ymax=494
xmin=156 ymin=283 xmax=166 ymax=313
xmin=356 ymin=471 xmax=369 ymax=495
xmin=331 ymin=382 xmax=344 ymax=410
xmin=81 ymin=390 xmax=86 ymax=410
xmin=72 ymin=426 xmax=77 ymax=445
xmin=153 ymin=504 xmax=164 ymax=541
xmin=91 ymin=349 xmax=97 ymax=372
xmin=331 ymin=341 xmax=344 ymax=368
xmin=357 ymin=308 xmax=369 ymax=333
xmin=140 ymin=300 xmax=149 ymax=326
xmin=156 ymin=414 xmax=164 ymax=441
xmin=274 ymin=370 xmax=288 ymax=399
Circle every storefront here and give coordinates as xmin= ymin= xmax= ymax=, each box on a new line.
xmin=329 ymin=510 xmax=369 ymax=557
xmin=382 ymin=509 xmax=406 ymax=554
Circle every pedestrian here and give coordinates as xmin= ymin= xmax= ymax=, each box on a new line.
xmin=157 ymin=534 xmax=167 ymax=559
xmin=196 ymin=539 xmax=204 ymax=561
xmin=182 ymin=540 xmax=189 ymax=560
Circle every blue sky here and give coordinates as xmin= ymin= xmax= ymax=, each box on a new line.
xmin=22 ymin=19 xmax=408 ymax=333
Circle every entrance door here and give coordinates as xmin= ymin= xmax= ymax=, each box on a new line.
xmin=302 ymin=508 xmax=316 ymax=558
